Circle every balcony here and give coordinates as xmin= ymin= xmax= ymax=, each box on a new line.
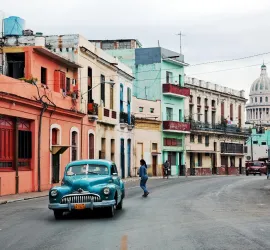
xmin=119 ymin=112 xmax=135 ymax=130
xmin=162 ymin=84 xmax=190 ymax=98
xmin=88 ymin=103 xmax=98 ymax=120
xmin=98 ymin=107 xmax=117 ymax=125
xmin=189 ymin=121 xmax=250 ymax=136
xmin=163 ymin=121 xmax=190 ymax=133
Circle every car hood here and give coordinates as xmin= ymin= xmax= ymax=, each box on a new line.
xmin=64 ymin=175 xmax=112 ymax=191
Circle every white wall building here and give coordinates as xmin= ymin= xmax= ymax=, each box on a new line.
xmin=184 ymin=76 xmax=249 ymax=175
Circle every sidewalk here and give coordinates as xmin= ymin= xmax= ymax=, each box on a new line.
xmin=0 ymin=176 xmax=164 ymax=205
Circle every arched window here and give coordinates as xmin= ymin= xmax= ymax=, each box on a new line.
xmin=89 ymin=133 xmax=94 ymax=159
xmin=72 ymin=131 xmax=78 ymax=161
xmin=255 ymin=97 xmax=257 ymax=102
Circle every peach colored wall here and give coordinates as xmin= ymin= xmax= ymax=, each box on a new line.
xmin=0 ymin=46 xmax=96 ymax=196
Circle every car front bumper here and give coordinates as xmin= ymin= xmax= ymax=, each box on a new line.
xmin=48 ymin=200 xmax=116 ymax=211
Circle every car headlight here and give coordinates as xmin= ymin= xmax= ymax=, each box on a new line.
xmin=103 ymin=187 xmax=110 ymax=195
xmin=50 ymin=189 xmax=58 ymax=197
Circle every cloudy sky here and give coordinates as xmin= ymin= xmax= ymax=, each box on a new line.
xmin=2 ymin=0 xmax=270 ymax=99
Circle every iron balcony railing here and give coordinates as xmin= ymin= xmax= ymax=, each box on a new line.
xmin=186 ymin=120 xmax=251 ymax=135
xmin=119 ymin=112 xmax=135 ymax=125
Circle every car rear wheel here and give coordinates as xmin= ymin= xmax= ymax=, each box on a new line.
xmin=54 ymin=210 xmax=63 ymax=220
xmin=246 ymin=172 xmax=249 ymax=176
xmin=116 ymin=199 xmax=123 ymax=210
xmin=253 ymin=174 xmax=256 ymax=176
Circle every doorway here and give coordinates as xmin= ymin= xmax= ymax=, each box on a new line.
xmin=127 ymin=139 xmax=131 ymax=177
xmin=120 ymin=139 xmax=125 ymax=178
xmin=152 ymin=155 xmax=157 ymax=176
xmin=239 ymin=158 xmax=242 ymax=174
xmin=190 ymin=153 xmax=195 ymax=176
xmin=52 ymin=128 xmax=60 ymax=183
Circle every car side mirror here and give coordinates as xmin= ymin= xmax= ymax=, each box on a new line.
xmin=112 ymin=173 xmax=118 ymax=176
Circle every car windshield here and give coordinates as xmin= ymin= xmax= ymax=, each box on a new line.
xmin=252 ymin=162 xmax=263 ymax=166
xmin=66 ymin=164 xmax=109 ymax=176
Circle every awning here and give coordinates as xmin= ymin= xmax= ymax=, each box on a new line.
xmin=220 ymin=153 xmax=244 ymax=156
xmin=51 ymin=145 xmax=71 ymax=155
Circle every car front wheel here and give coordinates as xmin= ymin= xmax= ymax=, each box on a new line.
xmin=246 ymin=172 xmax=249 ymax=176
xmin=116 ymin=199 xmax=123 ymax=210
xmin=106 ymin=205 xmax=115 ymax=218
xmin=54 ymin=210 xmax=63 ymax=220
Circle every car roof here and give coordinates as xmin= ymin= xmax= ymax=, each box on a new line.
xmin=65 ymin=159 xmax=114 ymax=169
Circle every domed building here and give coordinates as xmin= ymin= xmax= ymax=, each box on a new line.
xmin=246 ymin=64 xmax=270 ymax=125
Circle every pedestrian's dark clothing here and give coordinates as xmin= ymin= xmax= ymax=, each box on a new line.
xmin=139 ymin=164 xmax=148 ymax=194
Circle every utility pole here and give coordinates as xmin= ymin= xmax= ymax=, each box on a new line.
xmin=176 ymin=31 xmax=185 ymax=55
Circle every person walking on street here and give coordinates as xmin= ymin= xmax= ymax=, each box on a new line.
xmin=163 ymin=160 xmax=169 ymax=179
xmin=139 ymin=159 xmax=149 ymax=197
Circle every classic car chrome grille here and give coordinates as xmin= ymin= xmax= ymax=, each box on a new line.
xmin=60 ymin=194 xmax=101 ymax=204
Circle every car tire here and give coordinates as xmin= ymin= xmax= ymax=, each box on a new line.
xmin=246 ymin=172 xmax=249 ymax=176
xmin=259 ymin=173 xmax=262 ymax=176
xmin=116 ymin=199 xmax=123 ymax=210
xmin=106 ymin=205 xmax=115 ymax=218
xmin=54 ymin=210 xmax=63 ymax=220
xmin=253 ymin=174 xmax=256 ymax=176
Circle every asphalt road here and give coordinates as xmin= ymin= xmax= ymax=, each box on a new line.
xmin=1 ymin=176 xmax=270 ymax=250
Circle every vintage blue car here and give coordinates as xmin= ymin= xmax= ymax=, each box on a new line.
xmin=48 ymin=159 xmax=125 ymax=219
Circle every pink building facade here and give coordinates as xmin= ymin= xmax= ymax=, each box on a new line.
xmin=0 ymin=46 xmax=95 ymax=196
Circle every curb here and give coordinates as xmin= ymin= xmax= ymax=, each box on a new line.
xmin=0 ymin=195 xmax=49 ymax=205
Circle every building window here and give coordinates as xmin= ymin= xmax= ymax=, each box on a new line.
xmin=262 ymin=141 xmax=267 ymax=145
xmin=198 ymin=135 xmax=202 ymax=143
xmin=179 ymin=109 xmax=182 ymax=121
xmin=60 ymin=71 xmax=66 ymax=92
xmin=255 ymin=97 xmax=257 ymax=102
xmin=190 ymin=134 xmax=195 ymax=143
xmin=211 ymin=100 xmax=215 ymax=107
xmin=100 ymin=138 xmax=106 ymax=159
xmin=164 ymin=138 xmax=182 ymax=147
xmin=71 ymin=131 xmax=78 ymax=161
xmin=89 ymin=133 xmax=94 ymax=159
xmin=6 ymin=52 xmax=25 ymax=79
xmin=230 ymin=103 xmax=233 ymax=121
xmin=150 ymin=108 xmax=154 ymax=113
xmin=110 ymin=79 xmax=114 ymax=109
xmin=166 ymin=107 xmax=173 ymax=120
xmin=0 ymin=116 xmax=32 ymax=170
xmin=251 ymin=98 xmax=253 ymax=103
xmin=88 ymin=67 xmax=93 ymax=104
xmin=41 ymin=67 xmax=47 ymax=85
xmin=139 ymin=107 xmax=143 ymax=112
xmin=266 ymin=97 xmax=268 ymax=103
xmin=100 ymin=74 xmax=105 ymax=106
xmin=205 ymin=135 xmax=209 ymax=147
xmin=152 ymin=143 xmax=158 ymax=151
xmin=102 ymin=42 xmax=114 ymax=50
xmin=119 ymin=41 xmax=131 ymax=49
xmin=120 ymin=84 xmax=124 ymax=112
xmin=204 ymin=98 xmax=208 ymax=106
xmin=197 ymin=97 xmax=201 ymax=105
xmin=198 ymin=153 xmax=202 ymax=167
xmin=166 ymin=71 xmax=173 ymax=83
xmin=260 ymin=97 xmax=263 ymax=103
xmin=253 ymin=141 xmax=258 ymax=144
xmin=66 ymin=77 xmax=71 ymax=92
xmin=197 ymin=108 xmax=201 ymax=121
xmin=111 ymin=139 xmax=115 ymax=161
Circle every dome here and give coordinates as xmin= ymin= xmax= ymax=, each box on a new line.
xmin=250 ymin=64 xmax=270 ymax=95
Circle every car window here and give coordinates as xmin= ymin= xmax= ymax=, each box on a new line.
xmin=111 ymin=164 xmax=118 ymax=175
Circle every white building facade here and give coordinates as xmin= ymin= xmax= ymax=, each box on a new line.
xmin=46 ymin=34 xmax=134 ymax=178
xmin=184 ymin=76 xmax=249 ymax=175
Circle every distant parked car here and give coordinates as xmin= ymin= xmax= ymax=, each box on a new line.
xmin=245 ymin=161 xmax=267 ymax=176
xmin=48 ymin=159 xmax=125 ymax=219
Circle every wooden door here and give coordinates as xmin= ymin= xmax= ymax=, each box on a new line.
xmin=152 ymin=155 xmax=157 ymax=176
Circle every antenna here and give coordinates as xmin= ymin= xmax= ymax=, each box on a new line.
xmin=176 ymin=31 xmax=186 ymax=55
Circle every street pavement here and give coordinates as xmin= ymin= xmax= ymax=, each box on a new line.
xmin=1 ymin=176 xmax=270 ymax=249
